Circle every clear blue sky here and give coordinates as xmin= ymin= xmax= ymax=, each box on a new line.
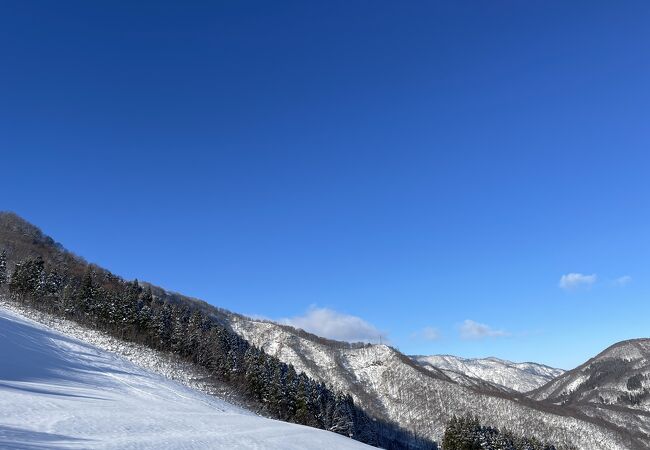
xmin=2 ymin=1 xmax=649 ymax=369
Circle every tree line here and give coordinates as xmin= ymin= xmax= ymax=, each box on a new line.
xmin=442 ymin=415 xmax=566 ymax=450
xmin=0 ymin=250 xmax=436 ymax=450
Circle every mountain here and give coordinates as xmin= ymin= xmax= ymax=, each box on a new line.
xmin=0 ymin=212 xmax=421 ymax=450
xmin=228 ymin=316 xmax=645 ymax=449
xmin=0 ymin=305 xmax=373 ymax=450
xmin=528 ymin=339 xmax=650 ymax=445
xmin=412 ymin=355 xmax=564 ymax=393
xmin=1 ymin=211 xmax=648 ymax=449
xmin=531 ymin=339 xmax=650 ymax=409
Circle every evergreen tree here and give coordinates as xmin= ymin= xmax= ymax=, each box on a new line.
xmin=0 ymin=249 xmax=7 ymax=286
xmin=442 ymin=414 xmax=558 ymax=450
xmin=330 ymin=393 xmax=356 ymax=438
xmin=185 ymin=310 xmax=204 ymax=357
xmin=151 ymin=302 xmax=172 ymax=349
xmin=294 ymin=373 xmax=319 ymax=427
xmin=170 ymin=308 xmax=189 ymax=353
xmin=140 ymin=284 xmax=153 ymax=304
xmin=116 ymin=281 xmax=139 ymax=327
xmin=137 ymin=304 xmax=153 ymax=340
xmin=77 ymin=268 xmax=96 ymax=315
xmin=8 ymin=256 xmax=44 ymax=301
xmin=59 ymin=283 xmax=77 ymax=317
xmin=267 ymin=359 xmax=288 ymax=419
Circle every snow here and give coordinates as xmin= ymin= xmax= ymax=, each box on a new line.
xmin=0 ymin=298 xmax=245 ymax=407
xmin=411 ymin=354 xmax=564 ymax=393
xmin=530 ymin=337 xmax=650 ymax=436
xmin=0 ymin=305 xmax=373 ymax=450
xmin=230 ymin=316 xmax=634 ymax=449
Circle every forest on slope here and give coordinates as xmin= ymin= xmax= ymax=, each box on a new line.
xmin=2 ymin=212 xmax=640 ymax=449
xmin=0 ymin=304 xmax=377 ymax=450
xmin=0 ymin=211 xmax=431 ymax=450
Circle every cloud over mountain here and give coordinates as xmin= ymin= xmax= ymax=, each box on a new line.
xmin=281 ymin=306 xmax=385 ymax=343
xmin=459 ymin=320 xmax=509 ymax=340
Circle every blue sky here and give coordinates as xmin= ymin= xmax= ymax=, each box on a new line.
xmin=1 ymin=1 xmax=649 ymax=369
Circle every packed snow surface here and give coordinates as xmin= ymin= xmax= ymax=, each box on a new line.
xmin=0 ymin=306 xmax=372 ymax=450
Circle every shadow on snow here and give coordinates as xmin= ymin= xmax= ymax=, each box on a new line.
xmin=0 ymin=311 xmax=138 ymax=387
xmin=0 ymin=425 xmax=92 ymax=450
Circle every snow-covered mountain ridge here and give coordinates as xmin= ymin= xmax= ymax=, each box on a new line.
xmin=528 ymin=339 xmax=650 ymax=446
xmin=2 ymin=212 xmax=648 ymax=449
xmin=531 ymin=339 xmax=650 ymax=409
xmin=412 ymin=354 xmax=564 ymax=393
xmin=0 ymin=304 xmax=374 ymax=450
xmin=229 ymin=316 xmax=641 ymax=449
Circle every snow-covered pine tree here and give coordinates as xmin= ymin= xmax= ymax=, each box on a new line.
xmin=0 ymin=249 xmax=7 ymax=286
xmin=184 ymin=310 xmax=204 ymax=357
xmin=8 ymin=256 xmax=45 ymax=302
xmin=117 ymin=280 xmax=140 ymax=327
xmin=266 ymin=358 xmax=289 ymax=419
xmin=151 ymin=301 xmax=173 ymax=349
xmin=294 ymin=372 xmax=317 ymax=427
xmin=58 ymin=283 xmax=77 ymax=318
xmin=441 ymin=414 xmax=558 ymax=450
xmin=170 ymin=307 xmax=189 ymax=354
xmin=77 ymin=268 xmax=96 ymax=315
xmin=330 ymin=393 xmax=356 ymax=438
xmin=139 ymin=284 xmax=152 ymax=304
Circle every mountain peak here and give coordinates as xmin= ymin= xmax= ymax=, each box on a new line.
xmin=531 ymin=338 xmax=650 ymax=414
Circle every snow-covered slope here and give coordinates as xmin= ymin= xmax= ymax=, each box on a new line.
xmin=412 ymin=355 xmax=564 ymax=393
xmin=1 ymin=213 xmax=647 ymax=449
xmin=229 ymin=317 xmax=642 ymax=449
xmin=531 ymin=339 xmax=650 ymax=409
xmin=0 ymin=306 xmax=373 ymax=450
xmin=527 ymin=339 xmax=650 ymax=445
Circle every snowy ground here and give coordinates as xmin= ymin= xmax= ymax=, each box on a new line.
xmin=0 ymin=306 xmax=373 ymax=449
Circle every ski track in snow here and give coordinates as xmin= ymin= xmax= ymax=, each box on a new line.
xmin=0 ymin=304 xmax=373 ymax=450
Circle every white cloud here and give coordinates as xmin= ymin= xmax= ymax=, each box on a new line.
xmin=281 ymin=306 xmax=385 ymax=343
xmin=558 ymin=273 xmax=597 ymax=290
xmin=459 ymin=320 xmax=509 ymax=340
xmin=411 ymin=326 xmax=441 ymax=341
xmin=613 ymin=275 xmax=632 ymax=286
xmin=247 ymin=313 xmax=272 ymax=321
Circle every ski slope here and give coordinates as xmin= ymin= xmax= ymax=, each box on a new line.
xmin=0 ymin=306 xmax=373 ymax=450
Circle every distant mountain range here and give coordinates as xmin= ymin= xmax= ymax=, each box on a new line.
xmin=228 ymin=314 xmax=643 ymax=449
xmin=1 ymin=211 xmax=648 ymax=449
xmin=411 ymin=355 xmax=564 ymax=393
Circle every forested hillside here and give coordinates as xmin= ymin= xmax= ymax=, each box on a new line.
xmin=1 ymin=212 xmax=645 ymax=450
xmin=441 ymin=415 xmax=567 ymax=450
xmin=0 ymin=305 xmax=378 ymax=450
xmin=0 ymin=212 xmax=433 ymax=450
